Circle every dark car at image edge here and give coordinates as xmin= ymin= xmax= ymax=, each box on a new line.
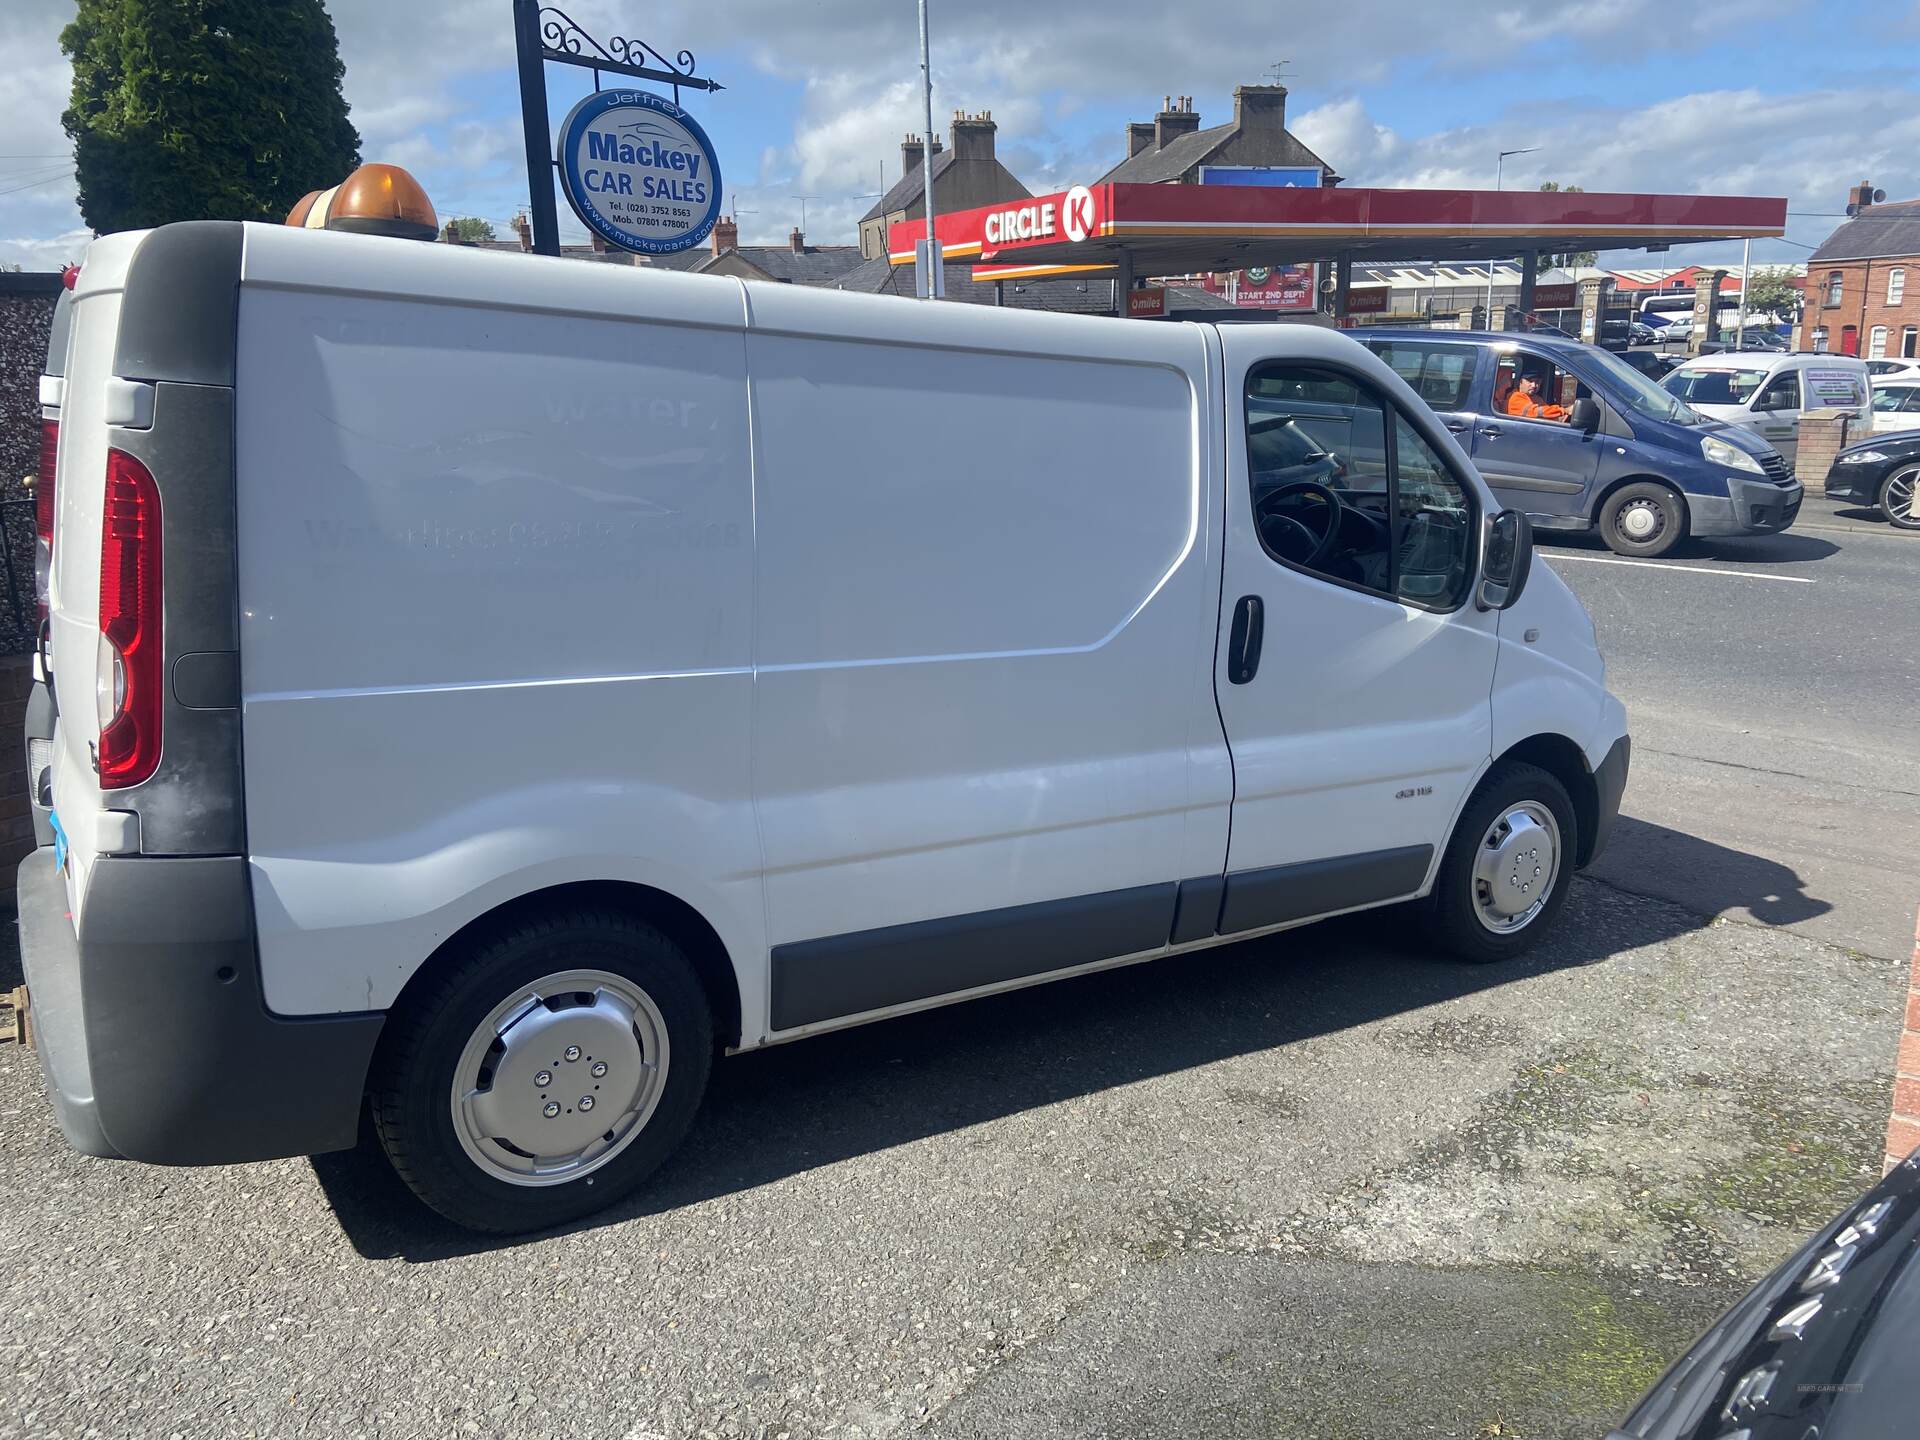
xmin=1607 ymin=1148 xmax=1920 ymax=1440
xmin=1821 ymin=429 xmax=1920 ymax=531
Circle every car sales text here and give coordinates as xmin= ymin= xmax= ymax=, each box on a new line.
xmin=583 ymin=133 xmax=708 ymax=203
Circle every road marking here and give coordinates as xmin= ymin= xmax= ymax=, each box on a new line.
xmin=1545 ymin=554 xmax=1817 ymax=584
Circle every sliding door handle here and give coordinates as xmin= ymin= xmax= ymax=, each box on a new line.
xmin=1228 ymin=594 xmax=1264 ymax=685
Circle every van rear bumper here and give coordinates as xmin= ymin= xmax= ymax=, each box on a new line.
xmin=15 ymin=847 xmax=384 ymax=1166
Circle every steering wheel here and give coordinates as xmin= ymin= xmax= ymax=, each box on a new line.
xmin=1258 ymin=479 xmax=1346 ymax=568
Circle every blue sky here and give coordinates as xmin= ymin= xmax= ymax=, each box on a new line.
xmin=4 ymin=0 xmax=1918 ymax=271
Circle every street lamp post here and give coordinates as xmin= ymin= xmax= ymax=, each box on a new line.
xmin=916 ymin=0 xmax=941 ymax=299
xmin=1486 ymin=146 xmax=1540 ymax=322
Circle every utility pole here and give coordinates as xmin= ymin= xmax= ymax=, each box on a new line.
xmin=1486 ymin=146 xmax=1539 ymax=321
xmin=1734 ymin=237 xmax=1751 ymax=350
xmin=916 ymin=0 xmax=942 ymax=298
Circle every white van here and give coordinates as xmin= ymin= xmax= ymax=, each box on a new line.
xmin=19 ymin=222 xmax=1629 ymax=1233
xmin=1661 ymin=352 xmax=1870 ymax=466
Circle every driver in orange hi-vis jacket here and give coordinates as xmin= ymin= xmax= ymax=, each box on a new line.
xmin=1506 ymin=371 xmax=1570 ymax=421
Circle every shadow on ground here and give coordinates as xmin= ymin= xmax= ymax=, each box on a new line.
xmin=310 ymin=847 xmax=1810 ymax=1263
xmin=1586 ymin=814 xmax=1833 ymax=932
xmin=1538 ymin=530 xmax=1842 ymax=565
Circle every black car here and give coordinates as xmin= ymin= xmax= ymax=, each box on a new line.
xmin=1824 ymin=429 xmax=1920 ymax=530
xmin=1614 ymin=349 xmax=1679 ymax=381
xmin=1608 ymin=1148 xmax=1920 ymax=1439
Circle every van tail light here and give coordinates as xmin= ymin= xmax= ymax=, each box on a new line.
xmin=97 ymin=448 xmax=162 ymax=789
xmin=34 ymin=417 xmax=57 ymax=622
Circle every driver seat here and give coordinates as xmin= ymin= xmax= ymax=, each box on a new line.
xmin=1492 ymin=373 xmax=1516 ymax=414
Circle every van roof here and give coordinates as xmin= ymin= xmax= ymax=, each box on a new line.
xmin=1354 ymin=328 xmax=1595 ymax=358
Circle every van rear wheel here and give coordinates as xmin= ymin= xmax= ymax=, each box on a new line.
xmin=1598 ymin=481 xmax=1685 ymax=557
xmin=1422 ymin=761 xmax=1578 ymax=964
xmin=369 ymin=908 xmax=712 ymax=1234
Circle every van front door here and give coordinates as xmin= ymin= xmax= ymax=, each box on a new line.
xmin=1471 ymin=348 xmax=1600 ymax=519
xmin=1211 ymin=332 xmax=1498 ymax=935
xmin=1752 ymin=370 xmax=1801 ymax=462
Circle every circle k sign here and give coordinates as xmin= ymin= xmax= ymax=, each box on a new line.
xmin=557 ymin=89 xmax=723 ymax=255
xmin=1062 ymin=185 xmax=1097 ymax=243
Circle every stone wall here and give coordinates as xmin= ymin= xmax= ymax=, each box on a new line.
xmin=0 ymin=274 xmax=61 ymax=657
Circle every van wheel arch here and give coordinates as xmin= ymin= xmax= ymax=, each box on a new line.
xmin=1591 ymin=474 xmax=1690 ymax=532
xmin=386 ymin=880 xmax=743 ymax=1051
xmin=1493 ymin=734 xmax=1601 ymax=867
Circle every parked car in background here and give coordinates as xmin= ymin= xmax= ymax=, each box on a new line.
xmin=1823 ymin=429 xmax=1920 ymax=529
xmin=1868 ymin=379 xmax=1920 ymax=434
xmin=1359 ymin=329 xmax=1797 ymax=557
xmin=1866 ymin=357 xmax=1920 ymax=382
xmin=1661 ymin=352 xmax=1870 ymax=466
xmin=1607 ymin=1150 xmax=1920 ymax=1440
xmin=1614 ymin=349 xmax=1676 ymax=381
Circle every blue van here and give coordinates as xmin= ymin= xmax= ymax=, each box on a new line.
xmin=1355 ymin=329 xmax=1799 ymax=557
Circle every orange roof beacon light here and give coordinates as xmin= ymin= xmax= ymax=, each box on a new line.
xmin=283 ymin=164 xmax=437 ymax=241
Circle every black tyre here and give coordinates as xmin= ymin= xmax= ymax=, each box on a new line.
xmin=1422 ymin=761 xmax=1578 ymax=964
xmin=1598 ymin=481 xmax=1686 ymax=557
xmin=1883 ymin=466 xmax=1919 ymax=531
xmin=369 ymin=908 xmax=713 ymax=1233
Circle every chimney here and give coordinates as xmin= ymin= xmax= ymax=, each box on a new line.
xmin=1847 ymin=180 xmax=1876 ymax=213
xmin=511 ymin=213 xmax=532 ymax=251
xmin=950 ymin=109 xmax=997 ymax=162
xmin=1232 ymin=84 xmax=1289 ymax=132
xmin=590 ymin=230 xmax=607 ymax=253
xmin=711 ymin=214 xmax=738 ymax=256
xmin=789 ymin=226 xmax=805 ymax=254
xmin=901 ymin=132 xmax=945 ymax=177
xmin=1127 ymin=121 xmax=1155 ymax=157
xmin=1154 ymin=95 xmax=1200 ymax=151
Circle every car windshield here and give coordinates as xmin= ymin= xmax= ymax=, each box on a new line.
xmin=1580 ymin=345 xmax=1706 ymax=423
xmin=1662 ymin=366 xmax=1769 ymax=407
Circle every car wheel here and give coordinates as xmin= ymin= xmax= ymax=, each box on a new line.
xmin=1883 ymin=466 xmax=1919 ymax=531
xmin=1598 ymin=481 xmax=1686 ymax=558
xmin=1422 ymin=761 xmax=1578 ymax=964
xmin=369 ymin=908 xmax=713 ymax=1234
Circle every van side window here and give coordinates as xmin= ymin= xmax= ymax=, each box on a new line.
xmin=1368 ymin=341 xmax=1477 ymax=411
xmin=1757 ymin=373 xmax=1800 ymax=411
xmin=1490 ymin=352 xmax=1585 ymax=424
xmin=1244 ymin=364 xmax=1474 ymax=611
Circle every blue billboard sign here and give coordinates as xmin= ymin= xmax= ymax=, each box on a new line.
xmin=1197 ymin=166 xmax=1323 ymax=188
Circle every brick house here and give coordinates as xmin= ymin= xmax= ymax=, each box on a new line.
xmin=1096 ymin=86 xmax=1339 ymax=187
xmin=1801 ymin=182 xmax=1920 ymax=360
xmin=857 ymin=112 xmax=1031 ymax=261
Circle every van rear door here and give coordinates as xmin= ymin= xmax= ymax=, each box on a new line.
xmin=45 ymin=224 xmax=246 ymax=910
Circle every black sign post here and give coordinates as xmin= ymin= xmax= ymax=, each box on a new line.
xmin=510 ymin=1 xmax=724 ymax=258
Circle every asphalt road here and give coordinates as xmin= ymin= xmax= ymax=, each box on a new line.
xmin=1542 ymin=492 xmax=1919 ymax=960
xmin=0 ymin=492 xmax=1910 ymax=1440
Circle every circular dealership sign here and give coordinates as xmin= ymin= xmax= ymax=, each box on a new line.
xmin=557 ymin=89 xmax=723 ymax=255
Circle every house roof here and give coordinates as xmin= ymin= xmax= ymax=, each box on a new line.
xmin=830 ymin=257 xmax=1235 ymax=317
xmin=645 ymin=244 xmax=865 ymax=284
xmin=1808 ymin=200 xmax=1920 ymax=263
xmin=860 ymin=150 xmax=959 ymax=223
xmin=1095 ymin=120 xmax=1331 ymax=186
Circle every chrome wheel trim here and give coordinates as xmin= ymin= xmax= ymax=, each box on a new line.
xmin=1618 ymin=497 xmax=1665 ymax=542
xmin=1471 ymin=801 xmax=1562 ymax=934
xmin=1885 ymin=467 xmax=1917 ymax=527
xmin=451 ymin=968 xmax=669 ymax=1188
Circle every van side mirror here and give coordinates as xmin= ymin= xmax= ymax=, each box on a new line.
xmin=1569 ymin=396 xmax=1601 ymax=434
xmin=1478 ymin=509 xmax=1534 ymax=611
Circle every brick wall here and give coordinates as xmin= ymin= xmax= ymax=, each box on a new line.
xmin=1801 ymin=256 xmax=1920 ymax=357
xmin=1797 ymin=410 xmax=1856 ymax=488
xmin=1 ymin=277 xmax=60 ymax=658
xmin=0 ymin=654 xmax=33 ymax=901
xmin=1887 ymin=913 xmax=1920 ymax=1171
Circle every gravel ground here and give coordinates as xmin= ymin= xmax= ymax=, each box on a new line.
xmin=0 ymin=878 xmax=1902 ymax=1440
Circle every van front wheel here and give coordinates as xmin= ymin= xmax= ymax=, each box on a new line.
xmin=369 ymin=909 xmax=713 ymax=1233
xmin=1598 ymin=482 xmax=1685 ymax=557
xmin=1422 ymin=761 xmax=1578 ymax=964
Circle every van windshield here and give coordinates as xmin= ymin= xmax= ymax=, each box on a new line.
xmin=1578 ymin=345 xmax=1706 ymax=424
xmin=1661 ymin=366 xmax=1769 ymax=407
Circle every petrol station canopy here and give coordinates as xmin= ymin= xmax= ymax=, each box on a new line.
xmin=886 ymin=182 xmax=1787 ymax=285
